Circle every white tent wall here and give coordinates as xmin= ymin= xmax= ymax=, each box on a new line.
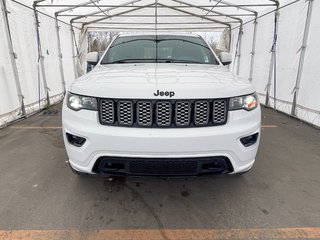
xmin=0 ymin=0 xmax=77 ymax=127
xmin=59 ymin=24 xmax=77 ymax=89
xmin=238 ymin=24 xmax=254 ymax=80
xmin=273 ymin=2 xmax=306 ymax=110
xmin=232 ymin=0 xmax=320 ymax=127
xmin=245 ymin=11 xmax=274 ymax=104
xmin=7 ymin=1 xmax=45 ymax=113
xmin=296 ymin=0 xmax=320 ymax=127
xmin=38 ymin=13 xmax=64 ymax=97
xmin=76 ymin=28 xmax=89 ymax=77
xmin=229 ymin=28 xmax=240 ymax=74
xmin=0 ymin=8 xmax=20 ymax=125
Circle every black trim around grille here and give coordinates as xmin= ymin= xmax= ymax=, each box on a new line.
xmin=99 ymin=98 xmax=228 ymax=128
xmin=93 ymin=156 xmax=234 ymax=176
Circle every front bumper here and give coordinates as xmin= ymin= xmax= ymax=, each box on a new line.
xmin=62 ymin=103 xmax=261 ymax=175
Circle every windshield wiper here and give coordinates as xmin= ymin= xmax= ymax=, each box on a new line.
xmin=106 ymin=58 xmax=204 ymax=64
xmin=107 ymin=58 xmax=157 ymax=64
xmin=157 ymin=59 xmax=204 ymax=64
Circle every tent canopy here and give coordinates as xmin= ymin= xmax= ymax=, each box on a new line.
xmin=3 ymin=0 xmax=320 ymax=129
xmin=30 ymin=0 xmax=279 ymax=31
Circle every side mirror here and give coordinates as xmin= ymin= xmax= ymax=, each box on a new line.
xmin=219 ymin=52 xmax=232 ymax=65
xmin=86 ymin=51 xmax=99 ymax=65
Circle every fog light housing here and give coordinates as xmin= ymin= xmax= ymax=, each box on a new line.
xmin=240 ymin=133 xmax=259 ymax=147
xmin=66 ymin=133 xmax=86 ymax=147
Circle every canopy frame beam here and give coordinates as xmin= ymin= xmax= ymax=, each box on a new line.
xmin=82 ymin=3 xmax=155 ymax=26
xmin=86 ymin=26 xmax=228 ymax=30
xmin=69 ymin=0 xmax=141 ymax=23
xmin=54 ymin=0 xmax=106 ymax=94
xmin=265 ymin=1 xmax=279 ymax=108
xmin=59 ymin=13 xmax=256 ymax=17
xmin=36 ymin=4 xmax=278 ymax=8
xmin=157 ymin=3 xmax=231 ymax=28
xmin=74 ymin=21 xmax=239 ymax=25
xmin=210 ymin=0 xmax=258 ymax=14
xmin=34 ymin=0 xmax=51 ymax=106
xmin=55 ymin=0 xmax=100 ymax=16
xmin=172 ymin=0 xmax=242 ymax=24
xmin=89 ymin=0 xmax=108 ymax=17
xmin=209 ymin=0 xmax=259 ymax=76
xmin=54 ymin=14 xmax=66 ymax=94
xmin=248 ymin=13 xmax=258 ymax=81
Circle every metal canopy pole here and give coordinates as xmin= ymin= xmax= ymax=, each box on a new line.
xmin=173 ymin=0 xmax=242 ymax=24
xmin=83 ymin=4 xmax=156 ymax=26
xmin=248 ymin=13 xmax=258 ymax=82
xmin=55 ymin=0 xmax=100 ymax=15
xmin=209 ymin=0 xmax=257 ymax=76
xmin=71 ymin=2 xmax=151 ymax=78
xmin=60 ymin=14 xmax=256 ymax=18
xmin=0 ymin=0 xmax=25 ymax=116
xmin=75 ymin=21 xmax=239 ymax=25
xmin=54 ymin=13 xmax=66 ymax=95
xmin=69 ymin=0 xmax=142 ymax=23
xmin=236 ymin=24 xmax=243 ymax=76
xmin=54 ymin=1 xmax=102 ymax=94
xmin=37 ymin=4 xmax=276 ymax=8
xmin=291 ymin=0 xmax=314 ymax=116
xmin=33 ymin=0 xmax=50 ymax=106
xmin=70 ymin=23 xmax=80 ymax=79
xmin=89 ymin=0 xmax=108 ymax=17
xmin=265 ymin=2 xmax=279 ymax=108
xmin=155 ymin=0 xmax=158 ymax=31
xmin=210 ymin=0 xmax=258 ymax=14
xmin=86 ymin=26 xmax=228 ymax=30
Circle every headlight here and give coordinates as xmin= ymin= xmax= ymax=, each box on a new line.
xmin=67 ymin=92 xmax=97 ymax=111
xmin=229 ymin=93 xmax=258 ymax=111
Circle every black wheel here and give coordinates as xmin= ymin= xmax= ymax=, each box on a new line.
xmin=68 ymin=162 xmax=88 ymax=176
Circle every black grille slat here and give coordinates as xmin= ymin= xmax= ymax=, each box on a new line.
xmin=100 ymin=100 xmax=115 ymax=124
xmin=213 ymin=100 xmax=227 ymax=124
xmin=156 ymin=101 xmax=172 ymax=127
xmin=137 ymin=101 xmax=152 ymax=126
xmin=175 ymin=101 xmax=191 ymax=126
xmin=194 ymin=101 xmax=210 ymax=126
xmin=118 ymin=100 xmax=133 ymax=126
xmin=129 ymin=160 xmax=197 ymax=175
xmin=99 ymin=98 xmax=228 ymax=127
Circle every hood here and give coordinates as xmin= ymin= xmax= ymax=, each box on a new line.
xmin=70 ymin=63 xmax=255 ymax=99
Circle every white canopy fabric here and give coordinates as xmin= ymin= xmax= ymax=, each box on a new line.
xmin=22 ymin=0 xmax=280 ymax=31
xmin=1 ymin=0 xmax=320 ymax=128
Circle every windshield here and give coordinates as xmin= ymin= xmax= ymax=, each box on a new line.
xmin=101 ymin=35 xmax=219 ymax=65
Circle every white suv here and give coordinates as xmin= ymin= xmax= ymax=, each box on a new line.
xmin=62 ymin=33 xmax=261 ymax=176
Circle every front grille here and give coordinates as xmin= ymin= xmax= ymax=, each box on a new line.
xmin=99 ymin=98 xmax=228 ymax=128
xmin=129 ymin=160 xmax=197 ymax=175
xmin=93 ymin=156 xmax=234 ymax=176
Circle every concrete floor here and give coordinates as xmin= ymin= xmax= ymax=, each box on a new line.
xmin=0 ymin=103 xmax=319 ymax=238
